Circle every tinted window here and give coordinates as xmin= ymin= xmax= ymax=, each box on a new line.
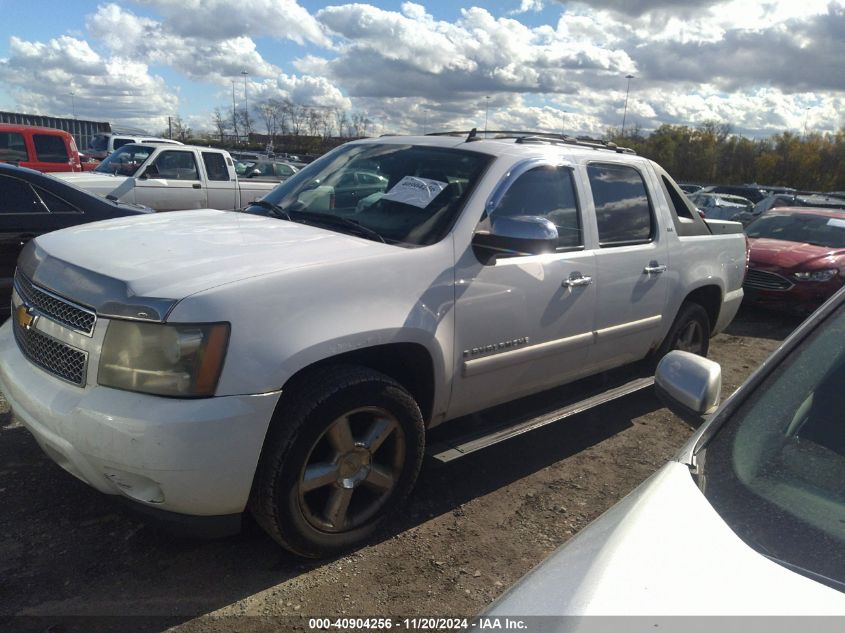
xmin=35 ymin=187 xmax=80 ymax=214
xmin=33 ymin=134 xmax=69 ymax=163
xmin=0 ymin=132 xmax=28 ymax=162
xmin=0 ymin=176 xmax=43 ymax=213
xmin=152 ymin=151 xmax=199 ymax=180
xmin=703 ymin=302 xmax=845 ymax=588
xmin=113 ymin=138 xmax=134 ymax=150
xmin=89 ymin=135 xmax=108 ymax=152
xmin=588 ymin=163 xmax=653 ymax=246
xmin=490 ymin=166 xmax=582 ymax=248
xmin=202 ymin=152 xmax=229 ymax=181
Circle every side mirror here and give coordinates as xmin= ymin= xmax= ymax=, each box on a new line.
xmin=472 ymin=215 xmax=558 ymax=263
xmin=655 ymin=350 xmax=722 ymax=425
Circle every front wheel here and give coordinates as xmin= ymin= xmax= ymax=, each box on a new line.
xmin=250 ymin=366 xmax=425 ymax=558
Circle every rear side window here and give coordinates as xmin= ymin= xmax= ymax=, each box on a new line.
xmin=202 ymin=152 xmax=229 ymax=181
xmin=490 ymin=165 xmax=582 ymax=249
xmin=35 ymin=187 xmax=80 ymax=214
xmin=0 ymin=132 xmax=27 ymax=162
xmin=588 ymin=163 xmax=653 ymax=246
xmin=657 ymin=172 xmax=711 ymax=237
xmin=33 ymin=134 xmax=70 ymax=163
xmin=0 ymin=176 xmax=43 ymax=213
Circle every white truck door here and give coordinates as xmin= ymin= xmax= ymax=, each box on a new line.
xmin=585 ymin=161 xmax=669 ymax=370
xmin=135 ymin=149 xmax=208 ymax=211
xmin=202 ymin=151 xmax=238 ymax=210
xmin=449 ymin=162 xmax=597 ymax=418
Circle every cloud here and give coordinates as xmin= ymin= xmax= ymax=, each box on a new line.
xmin=134 ymin=0 xmax=331 ymax=47
xmin=0 ymin=35 xmax=177 ymax=128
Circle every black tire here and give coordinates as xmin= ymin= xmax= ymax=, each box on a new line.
xmin=250 ymin=365 xmax=425 ymax=558
xmin=653 ymin=301 xmax=711 ymax=362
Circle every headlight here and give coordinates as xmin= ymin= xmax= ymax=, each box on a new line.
xmin=793 ymin=269 xmax=838 ymax=282
xmin=99 ymin=321 xmax=230 ymax=397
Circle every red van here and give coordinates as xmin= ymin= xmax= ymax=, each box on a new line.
xmin=0 ymin=124 xmax=83 ymax=172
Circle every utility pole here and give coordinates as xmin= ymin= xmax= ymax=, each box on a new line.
xmin=231 ymin=80 xmax=238 ymax=144
xmin=484 ymin=96 xmax=490 ymax=134
xmin=621 ymin=74 xmax=634 ymax=136
xmin=241 ymin=70 xmax=249 ymax=145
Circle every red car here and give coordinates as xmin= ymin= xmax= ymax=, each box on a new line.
xmin=0 ymin=123 xmax=82 ymax=172
xmin=743 ymin=207 xmax=845 ymax=311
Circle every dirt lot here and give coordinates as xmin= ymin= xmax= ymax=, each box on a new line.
xmin=0 ymin=306 xmax=803 ymax=632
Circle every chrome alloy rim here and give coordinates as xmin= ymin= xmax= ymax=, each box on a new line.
xmin=297 ymin=407 xmax=405 ymax=533
xmin=676 ymin=320 xmax=705 ymax=354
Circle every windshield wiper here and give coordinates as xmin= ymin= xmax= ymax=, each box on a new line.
xmin=290 ymin=211 xmax=387 ymax=244
xmin=248 ymin=199 xmax=292 ymax=221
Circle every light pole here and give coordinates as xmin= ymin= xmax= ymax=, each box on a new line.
xmin=803 ymin=106 xmax=811 ymax=138
xmin=484 ymin=96 xmax=490 ymax=134
xmin=69 ymin=92 xmax=76 ymax=118
xmin=241 ymin=70 xmax=249 ymax=144
xmin=621 ymin=74 xmax=634 ymax=136
xmin=231 ymin=80 xmax=238 ymax=143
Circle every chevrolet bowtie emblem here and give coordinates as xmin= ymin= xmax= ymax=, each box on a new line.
xmin=15 ymin=304 xmax=36 ymax=330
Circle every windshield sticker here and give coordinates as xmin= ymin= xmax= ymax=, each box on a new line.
xmin=827 ymin=218 xmax=845 ymax=229
xmin=381 ymin=176 xmax=448 ymax=209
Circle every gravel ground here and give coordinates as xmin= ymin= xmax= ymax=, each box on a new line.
xmin=0 ymin=306 xmax=803 ymax=632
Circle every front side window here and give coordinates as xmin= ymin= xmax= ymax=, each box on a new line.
xmin=150 ymin=151 xmax=199 ymax=180
xmin=588 ymin=163 xmax=653 ymax=246
xmin=0 ymin=176 xmax=43 ymax=214
xmin=489 ymin=165 xmax=582 ymax=249
xmin=0 ymin=132 xmax=27 ymax=162
xmin=702 ymin=302 xmax=845 ymax=589
xmin=246 ymin=143 xmax=492 ymax=247
xmin=33 ymin=134 xmax=69 ymax=163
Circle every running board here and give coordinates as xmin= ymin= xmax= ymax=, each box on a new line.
xmin=427 ymin=376 xmax=654 ymax=463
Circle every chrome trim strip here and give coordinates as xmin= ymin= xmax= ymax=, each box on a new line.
xmin=461 ymin=315 xmax=663 ymax=377
xmin=463 ymin=331 xmax=594 ymax=377
xmin=594 ymin=315 xmax=662 ymax=341
xmin=18 ymin=241 xmax=178 ymax=322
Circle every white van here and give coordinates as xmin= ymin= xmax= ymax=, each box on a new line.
xmin=86 ymin=133 xmax=182 ymax=160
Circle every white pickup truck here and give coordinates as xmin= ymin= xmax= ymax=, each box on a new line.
xmin=0 ymin=132 xmax=746 ymax=557
xmin=52 ymin=143 xmax=276 ymax=211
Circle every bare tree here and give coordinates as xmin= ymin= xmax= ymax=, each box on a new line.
xmin=334 ymin=108 xmax=349 ymax=138
xmin=255 ymin=99 xmax=283 ymax=147
xmin=171 ymin=116 xmax=192 ymax=142
xmin=212 ymin=108 xmax=229 ymax=143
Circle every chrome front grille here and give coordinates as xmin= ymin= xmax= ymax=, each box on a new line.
xmin=744 ymin=268 xmax=794 ymax=291
xmin=14 ymin=272 xmax=96 ymax=335
xmin=12 ymin=317 xmax=88 ymax=386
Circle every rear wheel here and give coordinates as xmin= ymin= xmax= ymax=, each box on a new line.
xmin=653 ymin=301 xmax=711 ymax=362
xmin=250 ymin=366 xmax=425 ymax=558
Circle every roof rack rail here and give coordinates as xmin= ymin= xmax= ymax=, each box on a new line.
xmin=424 ymin=130 xmax=636 ymax=154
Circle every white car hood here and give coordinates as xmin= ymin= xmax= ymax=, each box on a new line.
xmin=20 ymin=209 xmax=393 ymax=320
xmin=487 ymin=462 xmax=845 ymax=618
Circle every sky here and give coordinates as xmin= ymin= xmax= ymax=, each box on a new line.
xmin=0 ymin=0 xmax=844 ymax=139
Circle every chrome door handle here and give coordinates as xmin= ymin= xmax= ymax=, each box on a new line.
xmin=643 ymin=264 xmax=667 ymax=275
xmin=563 ymin=275 xmax=593 ymax=288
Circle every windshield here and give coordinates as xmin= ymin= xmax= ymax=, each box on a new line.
xmin=244 ymin=142 xmax=492 ymax=246
xmin=701 ymin=300 xmax=845 ymax=589
xmin=94 ymin=145 xmax=154 ymax=176
xmin=746 ymin=212 xmax=845 ymax=248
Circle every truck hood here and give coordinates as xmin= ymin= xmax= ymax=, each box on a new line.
xmin=51 ymin=171 xmax=129 ymax=197
xmin=486 ymin=462 xmax=845 ymax=618
xmin=19 ymin=209 xmax=393 ymax=321
xmin=748 ymin=237 xmax=845 ymax=270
